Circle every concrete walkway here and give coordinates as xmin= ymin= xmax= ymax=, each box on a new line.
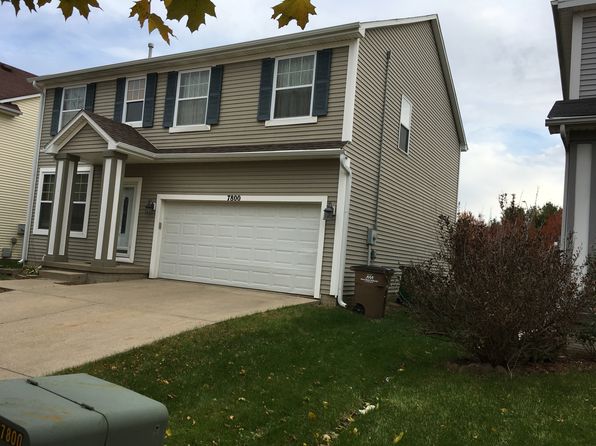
xmin=0 ymin=278 xmax=312 ymax=380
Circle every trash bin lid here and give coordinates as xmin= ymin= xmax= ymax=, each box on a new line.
xmin=350 ymin=265 xmax=395 ymax=274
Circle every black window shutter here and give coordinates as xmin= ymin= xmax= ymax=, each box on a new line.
xmin=163 ymin=71 xmax=178 ymax=128
xmin=257 ymin=58 xmax=275 ymax=121
xmin=50 ymin=87 xmax=63 ymax=136
xmin=205 ymin=65 xmax=224 ymax=125
xmin=312 ymin=49 xmax=333 ymax=117
xmin=143 ymin=72 xmax=158 ymax=128
xmin=113 ymin=77 xmax=126 ymax=122
xmin=84 ymin=83 xmax=96 ymax=112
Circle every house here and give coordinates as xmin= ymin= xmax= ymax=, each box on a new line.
xmin=547 ymin=0 xmax=596 ymax=266
xmin=23 ymin=15 xmax=466 ymax=302
xmin=0 ymin=63 xmax=40 ymax=260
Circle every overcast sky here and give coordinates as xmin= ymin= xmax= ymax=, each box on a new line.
xmin=0 ymin=0 xmax=564 ymax=218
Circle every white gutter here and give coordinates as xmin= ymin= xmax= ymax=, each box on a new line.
xmin=336 ymin=154 xmax=352 ymax=308
xmin=22 ymin=83 xmax=45 ymax=262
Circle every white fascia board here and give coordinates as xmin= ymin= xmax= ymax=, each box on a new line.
xmin=44 ymin=111 xmax=114 ymax=153
xmin=555 ymin=0 xmax=596 ymax=9
xmin=429 ymin=18 xmax=468 ymax=152
xmin=0 ymin=104 xmax=21 ymax=116
xmin=359 ymin=15 xmax=439 ymax=32
xmin=151 ymin=148 xmax=344 ymax=162
xmin=0 ymin=93 xmax=40 ymax=103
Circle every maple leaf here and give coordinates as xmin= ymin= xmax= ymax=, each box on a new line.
xmin=148 ymin=12 xmax=174 ymax=44
xmin=271 ymin=0 xmax=316 ymax=30
xmin=129 ymin=0 xmax=150 ymax=26
xmin=164 ymin=0 xmax=216 ymax=32
xmin=57 ymin=0 xmax=100 ymax=20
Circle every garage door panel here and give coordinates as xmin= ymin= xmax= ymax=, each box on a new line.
xmin=158 ymin=202 xmax=321 ymax=296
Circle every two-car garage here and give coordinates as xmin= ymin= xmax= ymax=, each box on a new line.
xmin=150 ymin=196 xmax=326 ymax=297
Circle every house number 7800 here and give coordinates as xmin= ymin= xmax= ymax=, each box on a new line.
xmin=227 ymin=195 xmax=242 ymax=202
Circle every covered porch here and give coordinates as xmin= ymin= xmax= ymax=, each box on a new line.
xmin=40 ymin=110 xmax=156 ymax=275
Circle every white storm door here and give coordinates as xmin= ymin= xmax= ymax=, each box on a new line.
xmin=116 ymin=179 xmax=141 ymax=262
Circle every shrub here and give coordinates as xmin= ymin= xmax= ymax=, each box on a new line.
xmin=402 ymin=213 xmax=591 ymax=369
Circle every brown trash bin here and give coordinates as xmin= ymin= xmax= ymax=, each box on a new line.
xmin=350 ymin=265 xmax=395 ymax=319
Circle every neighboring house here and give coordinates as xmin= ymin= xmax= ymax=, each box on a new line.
xmin=547 ymin=0 xmax=596 ymax=266
xmin=0 ymin=63 xmax=40 ymax=260
xmin=24 ymin=15 xmax=466 ymax=301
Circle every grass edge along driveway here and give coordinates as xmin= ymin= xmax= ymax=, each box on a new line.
xmin=65 ymin=304 xmax=596 ymax=446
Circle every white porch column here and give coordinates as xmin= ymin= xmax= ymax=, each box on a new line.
xmin=46 ymin=153 xmax=79 ymax=262
xmin=92 ymin=151 xmax=127 ymax=267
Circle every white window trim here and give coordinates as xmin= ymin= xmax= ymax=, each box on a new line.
xmin=266 ymin=52 xmax=317 ymax=127
xmin=398 ymin=95 xmax=413 ymax=154
xmin=123 ymin=76 xmax=146 ymax=128
xmin=170 ymin=68 xmax=211 ymax=133
xmin=59 ymin=85 xmax=87 ymax=131
xmin=33 ymin=165 xmax=94 ymax=238
xmin=116 ymin=177 xmax=142 ymax=264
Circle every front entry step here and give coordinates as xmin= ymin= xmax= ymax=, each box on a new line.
xmin=39 ymin=269 xmax=88 ymax=284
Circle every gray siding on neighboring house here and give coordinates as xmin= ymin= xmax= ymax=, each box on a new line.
xmin=580 ymin=16 xmax=596 ymax=98
xmin=39 ymin=46 xmax=349 ymax=151
xmin=343 ymin=22 xmax=461 ymax=295
xmin=590 ymin=144 xmax=596 ymax=253
xmin=28 ymin=158 xmax=340 ymax=296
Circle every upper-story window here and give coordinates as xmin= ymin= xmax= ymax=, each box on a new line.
xmin=60 ymin=85 xmax=86 ymax=129
xmin=124 ymin=77 xmax=146 ymax=126
xmin=272 ymin=54 xmax=315 ymax=119
xmin=174 ymin=69 xmax=211 ymax=127
xmin=398 ymin=95 xmax=413 ymax=153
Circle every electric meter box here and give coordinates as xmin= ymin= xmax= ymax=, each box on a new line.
xmin=0 ymin=373 xmax=168 ymax=446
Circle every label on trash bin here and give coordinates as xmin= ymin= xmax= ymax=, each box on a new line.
xmin=361 ymin=273 xmax=379 ymax=284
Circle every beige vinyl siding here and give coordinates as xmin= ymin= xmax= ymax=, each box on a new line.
xmin=125 ymin=159 xmax=339 ymax=295
xmin=580 ymin=16 xmax=596 ymax=98
xmin=28 ymin=153 xmax=101 ymax=264
xmin=0 ymin=96 xmax=40 ymax=259
xmin=27 ymin=158 xmax=339 ymax=295
xmin=61 ymin=123 xmax=107 ymax=153
xmin=343 ymin=22 xmax=461 ymax=295
xmin=39 ymin=46 xmax=348 ymax=150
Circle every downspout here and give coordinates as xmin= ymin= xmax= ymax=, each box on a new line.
xmin=369 ymin=50 xmax=392 ymax=265
xmin=21 ymin=81 xmax=45 ymax=262
xmin=337 ymin=154 xmax=352 ymax=308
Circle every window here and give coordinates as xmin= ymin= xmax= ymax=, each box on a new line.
xmin=60 ymin=86 xmax=86 ymax=129
xmin=34 ymin=166 xmax=93 ymax=238
xmin=124 ymin=77 xmax=146 ymax=125
xmin=37 ymin=172 xmax=55 ymax=232
xmin=272 ymin=54 xmax=315 ymax=119
xmin=174 ymin=69 xmax=210 ymax=127
xmin=399 ymin=96 xmax=413 ymax=153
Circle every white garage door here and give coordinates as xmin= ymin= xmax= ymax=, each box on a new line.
xmin=158 ymin=201 xmax=322 ymax=295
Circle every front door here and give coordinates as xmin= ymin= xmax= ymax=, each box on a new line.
xmin=116 ymin=179 xmax=141 ymax=262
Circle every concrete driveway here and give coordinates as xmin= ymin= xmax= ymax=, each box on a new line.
xmin=0 ymin=278 xmax=312 ymax=380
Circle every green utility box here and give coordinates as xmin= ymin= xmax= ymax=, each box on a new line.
xmin=0 ymin=374 xmax=168 ymax=446
xmin=350 ymin=265 xmax=395 ymax=319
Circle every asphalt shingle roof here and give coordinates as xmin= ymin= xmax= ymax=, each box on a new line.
xmin=0 ymin=62 xmax=37 ymax=101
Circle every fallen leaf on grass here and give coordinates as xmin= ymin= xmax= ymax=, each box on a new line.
xmin=308 ymin=411 xmax=317 ymax=421
xmin=393 ymin=432 xmax=404 ymax=443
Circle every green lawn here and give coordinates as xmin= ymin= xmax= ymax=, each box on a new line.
xmin=65 ymin=305 xmax=595 ymax=446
